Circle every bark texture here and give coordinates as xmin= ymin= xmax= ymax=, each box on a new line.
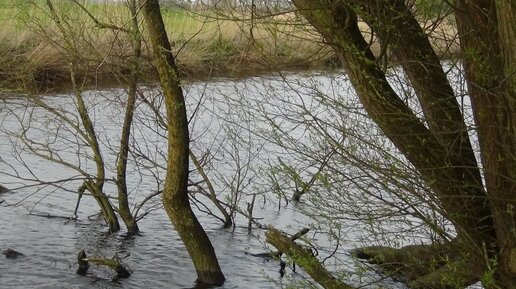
xmin=454 ymin=3 xmax=516 ymax=286
xmin=139 ymin=0 xmax=225 ymax=285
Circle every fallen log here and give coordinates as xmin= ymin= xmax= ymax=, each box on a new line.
xmin=76 ymin=250 xmax=131 ymax=278
xmin=266 ymin=226 xmax=355 ymax=289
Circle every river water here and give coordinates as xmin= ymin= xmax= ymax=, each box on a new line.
xmin=0 ymin=70 xmax=476 ymax=288
xmin=0 ymin=190 xmax=314 ymax=289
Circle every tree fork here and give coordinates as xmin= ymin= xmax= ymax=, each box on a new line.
xmin=85 ymin=181 xmax=120 ymax=233
xmin=291 ymin=0 xmax=496 ymax=247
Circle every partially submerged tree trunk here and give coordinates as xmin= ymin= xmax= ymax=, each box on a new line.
xmin=266 ymin=227 xmax=354 ymax=289
xmin=71 ymin=72 xmax=120 ymax=233
xmin=76 ymin=250 xmax=131 ymax=278
xmin=139 ymin=0 xmax=225 ymax=285
xmin=115 ymin=0 xmax=141 ymax=236
xmin=352 ymin=244 xmax=481 ymax=288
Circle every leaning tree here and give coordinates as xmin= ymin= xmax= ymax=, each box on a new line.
xmin=267 ymin=0 xmax=515 ymax=288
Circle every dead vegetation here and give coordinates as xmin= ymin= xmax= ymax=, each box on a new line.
xmin=0 ymin=1 xmax=459 ymax=92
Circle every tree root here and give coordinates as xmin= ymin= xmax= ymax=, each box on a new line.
xmin=408 ymin=260 xmax=480 ymax=289
xmin=352 ymin=243 xmax=482 ymax=288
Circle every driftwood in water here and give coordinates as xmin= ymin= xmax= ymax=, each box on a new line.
xmin=76 ymin=250 xmax=131 ymax=278
xmin=266 ymin=227 xmax=355 ymax=289
xmin=29 ymin=212 xmax=77 ymax=220
xmin=0 ymin=184 xmax=9 ymax=194
xmin=3 ymin=248 xmax=24 ymax=259
xmin=244 ymin=251 xmax=281 ymax=259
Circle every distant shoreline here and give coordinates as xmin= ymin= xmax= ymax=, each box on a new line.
xmin=0 ymin=2 xmax=459 ymax=93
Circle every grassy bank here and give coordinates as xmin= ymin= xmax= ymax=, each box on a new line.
xmin=0 ymin=0 xmax=459 ymax=92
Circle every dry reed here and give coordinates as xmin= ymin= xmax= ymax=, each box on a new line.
xmin=0 ymin=0 xmax=459 ymax=91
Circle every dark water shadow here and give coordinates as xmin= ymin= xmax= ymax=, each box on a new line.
xmin=188 ymin=279 xmax=224 ymax=289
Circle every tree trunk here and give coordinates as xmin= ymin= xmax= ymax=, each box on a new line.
xmin=454 ymin=1 xmax=516 ymax=287
xmin=290 ymin=0 xmax=516 ymax=287
xmin=353 ymin=243 xmax=482 ymax=288
xmin=139 ymin=0 xmax=225 ymax=285
xmin=85 ymin=182 xmax=120 ymax=233
xmin=72 ymin=71 xmax=120 ymax=233
xmin=291 ymin=0 xmax=493 ymax=246
xmin=116 ymin=0 xmax=141 ymax=235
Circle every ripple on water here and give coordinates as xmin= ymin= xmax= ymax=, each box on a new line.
xmin=0 ymin=197 xmax=297 ymax=289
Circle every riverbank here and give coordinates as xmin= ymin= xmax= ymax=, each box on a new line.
xmin=0 ymin=1 xmax=459 ymax=93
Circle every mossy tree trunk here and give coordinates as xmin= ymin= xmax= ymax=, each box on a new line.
xmin=139 ymin=0 xmax=225 ymax=285
xmin=72 ymin=73 xmax=120 ymax=233
xmin=266 ymin=227 xmax=355 ymax=289
xmin=454 ymin=1 xmax=516 ymax=287
xmin=291 ymin=0 xmax=516 ymax=288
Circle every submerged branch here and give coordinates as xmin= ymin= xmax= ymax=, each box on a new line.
xmin=190 ymin=149 xmax=232 ymax=226
xmin=266 ymin=226 xmax=355 ymax=289
xmin=76 ymin=250 xmax=131 ymax=278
